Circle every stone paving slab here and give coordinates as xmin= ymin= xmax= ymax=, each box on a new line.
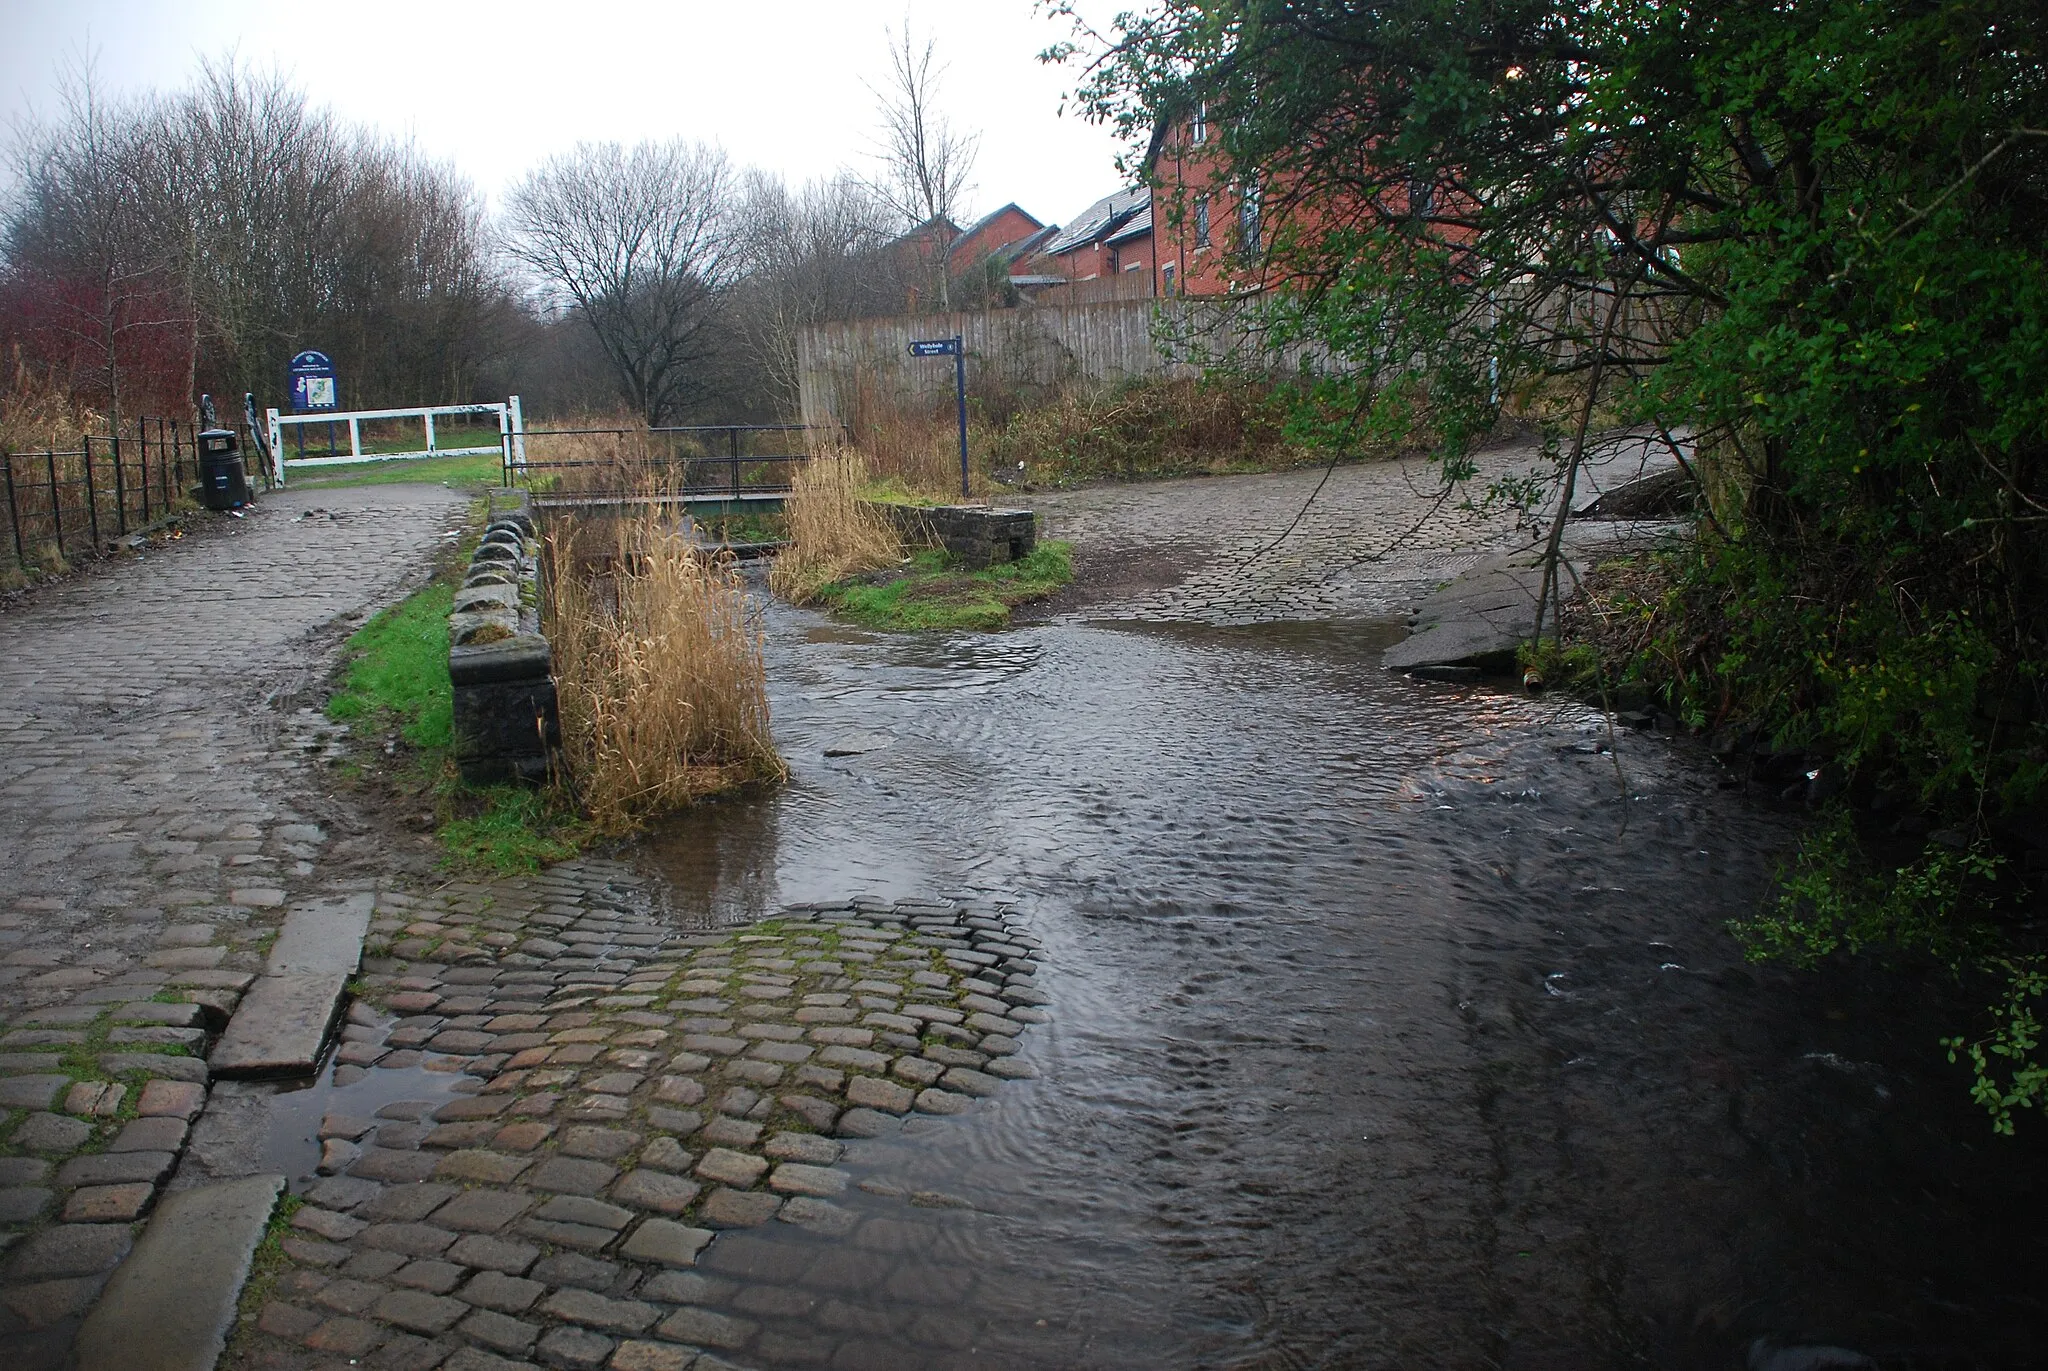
xmin=0 ymin=484 xmax=465 ymax=1370
xmin=75 ymin=1172 xmax=285 ymax=1371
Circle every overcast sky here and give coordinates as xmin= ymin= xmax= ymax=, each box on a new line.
xmin=0 ymin=0 xmax=1137 ymax=229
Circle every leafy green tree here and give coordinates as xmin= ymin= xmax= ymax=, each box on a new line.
xmin=1062 ymin=0 xmax=2048 ymax=1126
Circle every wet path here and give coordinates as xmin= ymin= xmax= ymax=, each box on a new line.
xmin=624 ymin=457 xmax=2048 ymax=1369
xmin=221 ymin=454 xmax=2047 ymax=1371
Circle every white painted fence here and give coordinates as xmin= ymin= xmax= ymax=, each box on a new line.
xmin=267 ymin=398 xmax=525 ymax=486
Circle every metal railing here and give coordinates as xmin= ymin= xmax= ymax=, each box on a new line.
xmin=3 ymin=417 xmax=263 ymax=572
xmin=509 ymin=423 xmax=842 ymax=501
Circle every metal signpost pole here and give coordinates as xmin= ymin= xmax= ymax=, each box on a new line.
xmin=908 ymin=336 xmax=970 ymax=501
xmin=953 ymin=336 xmax=968 ymax=501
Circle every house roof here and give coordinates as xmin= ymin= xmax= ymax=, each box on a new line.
xmin=1042 ymin=187 xmax=1150 ymax=256
xmin=997 ymin=224 xmax=1062 ymax=264
xmin=1104 ymin=204 xmax=1153 ymax=246
xmin=951 ymin=202 xmax=1042 ymax=247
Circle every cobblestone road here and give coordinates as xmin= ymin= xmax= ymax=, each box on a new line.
xmin=0 ymin=484 xmax=464 ymax=1367
xmin=230 ymin=883 xmax=1049 ymax=1371
xmin=1029 ymin=436 xmax=1665 ymax=623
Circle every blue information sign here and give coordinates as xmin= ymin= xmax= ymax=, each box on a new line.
xmin=908 ymin=338 xmax=960 ymax=357
xmin=289 ymin=350 xmax=339 ymax=412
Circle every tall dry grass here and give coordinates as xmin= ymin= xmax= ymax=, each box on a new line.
xmin=518 ymin=421 xmax=667 ymax=497
xmin=1 ymin=357 xmax=103 ymax=453
xmin=546 ymin=511 xmax=784 ymax=833
xmin=768 ymin=449 xmax=907 ymax=604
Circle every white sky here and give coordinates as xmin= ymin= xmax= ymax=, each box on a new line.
xmin=0 ymin=0 xmax=1139 ymax=230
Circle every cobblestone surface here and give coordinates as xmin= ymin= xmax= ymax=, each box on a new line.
xmin=1029 ymin=436 xmax=1665 ymax=623
xmin=231 ymin=874 xmax=1046 ymax=1371
xmin=0 ymin=485 xmax=465 ymax=1368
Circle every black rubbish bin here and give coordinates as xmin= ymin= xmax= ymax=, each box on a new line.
xmin=197 ymin=428 xmax=251 ymax=511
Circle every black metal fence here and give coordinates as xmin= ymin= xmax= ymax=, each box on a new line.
xmin=2 ymin=416 xmax=263 ymax=572
xmin=509 ymin=423 xmax=843 ymax=498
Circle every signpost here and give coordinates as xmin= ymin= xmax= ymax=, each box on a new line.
xmin=909 ymin=335 xmax=969 ymax=499
xmin=288 ymin=350 xmax=339 ymax=458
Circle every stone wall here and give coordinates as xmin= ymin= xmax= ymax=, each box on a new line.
xmin=879 ymin=504 xmax=1037 ymax=570
xmin=449 ymin=491 xmax=559 ymax=784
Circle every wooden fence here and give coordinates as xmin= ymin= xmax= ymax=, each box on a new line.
xmin=795 ymin=285 xmax=1688 ymax=433
xmin=796 ymin=296 xmax=1316 ymax=430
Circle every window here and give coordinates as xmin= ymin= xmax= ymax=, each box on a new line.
xmin=1192 ymin=101 xmax=1208 ymax=146
xmin=1194 ymin=196 xmax=1211 ymax=248
xmin=1238 ymin=180 xmax=1262 ymax=256
xmin=1162 ymin=263 xmax=1177 ymax=295
xmin=1407 ymin=176 xmax=1434 ymax=218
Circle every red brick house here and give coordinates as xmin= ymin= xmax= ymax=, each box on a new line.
xmin=1037 ymin=188 xmax=1155 ymax=288
xmin=947 ymin=204 xmax=1048 ymax=275
xmin=1145 ymin=101 xmax=1457 ymax=298
xmin=1145 ymin=103 xmax=1265 ymax=297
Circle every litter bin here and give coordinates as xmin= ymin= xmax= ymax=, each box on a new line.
xmin=197 ymin=428 xmax=251 ymax=511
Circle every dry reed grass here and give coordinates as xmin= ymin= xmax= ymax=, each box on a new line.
xmin=546 ymin=510 xmax=784 ymax=834
xmin=768 ymin=449 xmax=907 ymax=604
xmin=0 ymin=357 xmax=102 ymax=453
xmin=518 ymin=420 xmax=667 ymax=497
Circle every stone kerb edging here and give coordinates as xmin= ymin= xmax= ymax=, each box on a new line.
xmin=873 ymin=504 xmax=1037 ymax=570
xmin=450 ymin=491 xmax=560 ymax=786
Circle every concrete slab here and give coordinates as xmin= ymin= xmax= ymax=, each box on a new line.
xmin=208 ymin=972 xmax=350 ymax=1078
xmin=74 ymin=1172 xmax=284 ymax=1371
xmin=265 ymin=894 xmax=374 ymax=976
xmin=210 ymin=895 xmax=373 ymax=1078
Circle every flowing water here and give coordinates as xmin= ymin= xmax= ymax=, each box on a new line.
xmin=632 ymin=591 xmax=2048 ymax=1371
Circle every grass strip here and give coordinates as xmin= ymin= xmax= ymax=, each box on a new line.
xmin=284 ymin=451 xmax=506 ymax=489
xmin=325 ymin=519 xmax=589 ymax=876
xmin=818 ymin=541 xmax=1074 ymax=631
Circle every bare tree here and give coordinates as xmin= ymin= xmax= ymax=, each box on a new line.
xmin=3 ymin=58 xmax=193 ymax=431
xmin=502 ymin=140 xmax=742 ymax=426
xmin=4 ymin=58 xmax=506 ymax=419
xmin=732 ymin=170 xmax=900 ymax=411
xmin=866 ymin=24 xmax=979 ymax=310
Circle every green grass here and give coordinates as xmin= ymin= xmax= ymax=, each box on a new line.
xmin=860 ymin=478 xmax=943 ymax=507
xmin=324 ymin=533 xmax=589 ymax=876
xmin=820 ymin=541 xmax=1074 ymax=631
xmin=284 ymin=450 xmax=506 ymax=489
xmin=328 ymin=583 xmax=456 ymax=749
xmin=442 ymin=786 xmax=585 ymax=872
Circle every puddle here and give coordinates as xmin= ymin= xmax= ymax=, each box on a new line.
xmin=617 ymin=594 xmax=2048 ymax=1368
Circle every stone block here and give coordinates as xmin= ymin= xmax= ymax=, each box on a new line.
xmin=618 ymin=1219 xmax=712 ymax=1268
xmin=109 ymin=1115 xmax=188 ymax=1152
xmin=612 ymin=1168 xmax=701 ymax=1216
xmin=0 ymin=1074 xmax=70 ymax=1110
xmin=456 ymin=1268 xmax=546 ymax=1313
xmin=373 ymin=1287 xmax=468 ymax=1334
xmin=696 ymin=1187 xmax=780 ymax=1228
xmin=63 ymin=1183 xmax=155 ymax=1222
xmin=458 ymin=1307 xmax=538 ymax=1355
xmin=5 ymin=1222 xmax=135 ymax=1280
xmin=0 ymin=1185 xmax=54 ymax=1223
xmin=539 ymin=1286 xmax=658 ymax=1333
xmin=446 ymin=1232 xmax=540 ymax=1275
xmin=654 ymin=1304 xmax=758 ymax=1349
xmin=58 ymin=1150 xmax=175 ymax=1188
xmin=136 ymin=1078 xmax=205 ymax=1119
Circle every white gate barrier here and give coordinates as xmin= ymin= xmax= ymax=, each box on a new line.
xmin=267 ymin=397 xmax=525 ymax=486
